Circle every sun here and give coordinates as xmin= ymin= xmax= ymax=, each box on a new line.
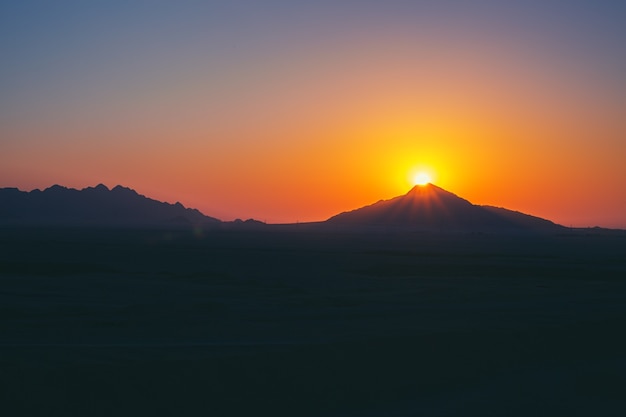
xmin=413 ymin=172 xmax=431 ymax=186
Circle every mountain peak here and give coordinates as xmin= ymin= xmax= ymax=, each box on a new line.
xmin=403 ymin=183 xmax=473 ymax=206
xmin=407 ymin=182 xmax=438 ymax=194
xmin=84 ymin=184 xmax=109 ymax=192
xmin=327 ymin=183 xmax=562 ymax=232
xmin=407 ymin=182 xmax=453 ymax=195
xmin=45 ymin=184 xmax=69 ymax=192
xmin=112 ymin=185 xmax=137 ymax=195
xmin=409 ymin=182 xmax=434 ymax=188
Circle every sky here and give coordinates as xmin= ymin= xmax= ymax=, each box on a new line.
xmin=1 ymin=1 xmax=625 ymax=227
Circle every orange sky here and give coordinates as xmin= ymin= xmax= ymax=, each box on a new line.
xmin=1 ymin=2 xmax=625 ymax=227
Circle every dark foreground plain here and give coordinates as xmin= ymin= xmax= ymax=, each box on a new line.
xmin=1 ymin=227 xmax=626 ymax=416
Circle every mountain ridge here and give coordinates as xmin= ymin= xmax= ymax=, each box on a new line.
xmin=0 ymin=182 xmax=573 ymax=232
xmin=0 ymin=184 xmax=220 ymax=227
xmin=327 ymin=183 xmax=564 ymax=232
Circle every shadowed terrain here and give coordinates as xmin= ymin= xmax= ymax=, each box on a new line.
xmin=328 ymin=184 xmax=563 ymax=232
xmin=1 ymin=226 xmax=625 ymax=416
xmin=0 ymin=185 xmax=220 ymax=227
xmin=2 ymin=183 xmax=564 ymax=234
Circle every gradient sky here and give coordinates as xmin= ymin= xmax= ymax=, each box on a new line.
xmin=2 ymin=1 xmax=625 ymax=227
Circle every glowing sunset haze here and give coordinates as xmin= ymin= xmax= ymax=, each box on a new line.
xmin=1 ymin=1 xmax=625 ymax=227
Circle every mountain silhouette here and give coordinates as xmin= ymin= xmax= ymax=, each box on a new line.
xmin=326 ymin=183 xmax=563 ymax=232
xmin=0 ymin=184 xmax=221 ymax=227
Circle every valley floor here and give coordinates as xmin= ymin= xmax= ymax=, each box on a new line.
xmin=1 ymin=227 xmax=625 ymax=416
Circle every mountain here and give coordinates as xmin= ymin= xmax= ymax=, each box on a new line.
xmin=326 ymin=183 xmax=563 ymax=232
xmin=0 ymin=182 xmax=564 ymax=232
xmin=0 ymin=184 xmax=221 ymax=227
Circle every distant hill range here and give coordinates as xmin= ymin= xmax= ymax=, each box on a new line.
xmin=326 ymin=183 xmax=564 ymax=233
xmin=0 ymin=184 xmax=222 ymax=227
xmin=1 ymin=182 xmax=569 ymax=232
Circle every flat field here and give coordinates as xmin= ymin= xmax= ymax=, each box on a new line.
xmin=1 ymin=227 xmax=625 ymax=416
